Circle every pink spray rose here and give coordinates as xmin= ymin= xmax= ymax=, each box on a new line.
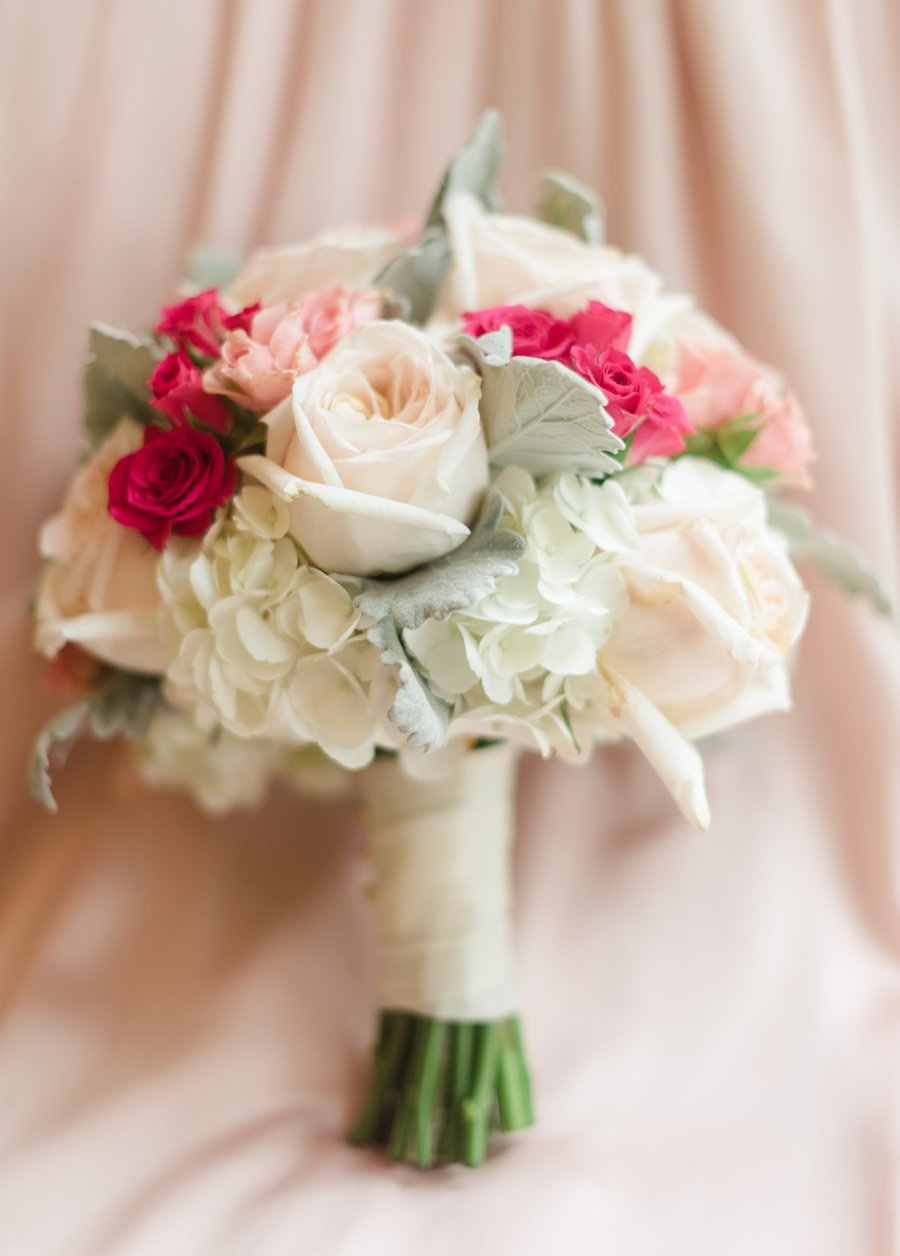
xmin=462 ymin=304 xmax=574 ymax=361
xmin=568 ymin=300 xmax=632 ymax=356
xmin=672 ymin=340 xmax=814 ymax=488
xmin=149 ymin=351 xmax=232 ymax=432
xmin=204 ymin=284 xmax=383 ymax=412
xmin=108 ymin=426 xmax=238 ymax=549
xmin=572 ymin=345 xmax=693 ymax=463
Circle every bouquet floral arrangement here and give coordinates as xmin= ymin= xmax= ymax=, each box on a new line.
xmin=30 ymin=114 xmax=890 ymax=1168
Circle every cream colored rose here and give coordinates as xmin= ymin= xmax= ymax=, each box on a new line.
xmin=241 ymin=321 xmax=488 ymax=576
xmin=227 ymin=225 xmax=405 ymax=307
xmin=34 ymin=419 xmax=168 ymax=674
xmin=435 ymin=192 xmax=692 ymax=362
xmin=567 ymin=459 xmax=809 ymax=826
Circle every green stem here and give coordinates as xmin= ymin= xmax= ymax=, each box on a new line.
xmin=349 ymin=1012 xmax=412 ymax=1146
xmin=461 ymin=1024 xmax=501 ymax=1167
xmin=350 ymin=1011 xmax=534 ymax=1169
xmin=496 ymin=1017 xmax=533 ymax=1132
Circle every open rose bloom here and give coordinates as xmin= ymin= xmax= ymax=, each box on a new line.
xmin=33 ymin=113 xmax=885 ymax=1172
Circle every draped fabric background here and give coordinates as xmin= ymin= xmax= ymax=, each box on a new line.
xmin=1 ymin=1 xmax=899 ymax=1252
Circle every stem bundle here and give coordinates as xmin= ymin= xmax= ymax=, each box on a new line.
xmin=350 ymin=1011 xmax=533 ymax=1168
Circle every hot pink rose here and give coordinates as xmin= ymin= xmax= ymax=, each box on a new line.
xmin=571 ymin=346 xmax=657 ymax=434
xmin=149 ymin=351 xmax=232 ymax=432
xmin=672 ymin=340 xmax=814 ymax=487
xmin=568 ymin=300 xmax=632 ymax=356
xmin=108 ymin=426 xmax=238 ymax=549
xmin=462 ymin=303 xmax=574 ymax=361
xmin=572 ymin=345 xmax=693 ymax=463
xmin=205 ymin=285 xmax=383 ymax=412
xmin=629 ymin=392 xmax=694 ymax=463
xmin=156 ymin=289 xmax=230 ymax=358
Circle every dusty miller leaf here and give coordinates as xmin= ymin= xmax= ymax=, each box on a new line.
xmin=457 ymin=328 xmax=623 ymax=476
xmin=367 ymin=617 xmax=450 ymax=751
xmin=30 ymin=673 xmax=164 ymax=812
xmin=537 ymin=169 xmax=604 ymax=244
xmin=338 ymin=489 xmax=526 ymax=630
xmin=375 ymin=110 xmax=504 ymax=323
xmin=768 ymin=499 xmax=895 ymax=618
xmin=84 ymin=323 xmax=163 ymax=450
xmin=188 ymin=243 xmax=241 ymax=291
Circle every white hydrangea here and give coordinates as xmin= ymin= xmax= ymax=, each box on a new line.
xmin=403 ymin=466 xmax=634 ymax=734
xmin=137 ymin=707 xmax=352 ymax=814
xmin=158 ymin=486 xmax=395 ymax=769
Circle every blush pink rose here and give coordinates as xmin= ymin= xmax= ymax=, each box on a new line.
xmin=462 ymin=304 xmax=574 ymax=361
xmin=740 ymin=387 xmax=815 ymax=489
xmin=108 ymin=426 xmax=238 ymax=549
xmin=149 ymin=351 xmax=232 ymax=432
xmin=204 ymin=285 xmax=383 ymax=412
xmin=672 ymin=340 xmax=814 ymax=488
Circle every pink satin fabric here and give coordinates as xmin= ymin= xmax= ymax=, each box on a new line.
xmin=1 ymin=2 xmax=899 ymax=1252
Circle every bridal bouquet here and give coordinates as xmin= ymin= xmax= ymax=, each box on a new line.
xmin=30 ymin=113 xmax=890 ymax=1168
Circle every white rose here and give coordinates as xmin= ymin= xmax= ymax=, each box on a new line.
xmin=566 ymin=459 xmax=809 ymax=826
xmin=436 ymin=192 xmax=692 ymax=362
xmin=241 ymin=321 xmax=488 ymax=576
xmin=34 ymin=419 xmax=168 ymax=674
xmin=227 ymin=224 xmax=405 ymax=307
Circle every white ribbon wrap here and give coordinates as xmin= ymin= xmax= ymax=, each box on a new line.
xmin=360 ymin=744 xmax=519 ymax=1021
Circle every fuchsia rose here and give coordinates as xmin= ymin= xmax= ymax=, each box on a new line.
xmin=672 ymin=340 xmax=814 ymax=488
xmin=149 ymin=351 xmax=232 ymax=432
xmin=108 ymin=426 xmax=238 ymax=549
xmin=572 ymin=345 xmax=693 ymax=463
xmin=568 ymin=300 xmax=632 ymax=356
xmin=156 ymin=289 xmax=230 ymax=358
xmin=571 ymin=346 xmax=657 ymax=434
xmin=204 ymin=285 xmax=383 ymax=412
xmin=462 ymin=304 xmax=574 ymax=361
xmin=156 ymin=289 xmax=258 ymax=360
xmin=629 ymin=392 xmax=695 ymax=462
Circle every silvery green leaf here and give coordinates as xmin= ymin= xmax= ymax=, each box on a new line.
xmin=457 ymin=328 xmax=623 ymax=476
xmin=84 ymin=323 xmax=163 ymax=450
xmin=423 ymin=108 xmax=504 ymax=228
xmin=375 ymin=224 xmax=450 ymax=326
xmin=339 ymin=488 xmax=526 ymax=630
xmin=368 ymin=617 xmax=450 ymax=751
xmin=188 ymin=243 xmax=241 ymax=291
xmin=375 ymin=110 xmax=504 ymax=323
xmin=30 ymin=673 xmax=164 ymax=812
xmin=537 ymin=169 xmax=605 ymax=245
xmin=768 ymin=499 xmax=895 ymax=618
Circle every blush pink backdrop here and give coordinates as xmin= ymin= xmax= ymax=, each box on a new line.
xmin=1 ymin=2 xmax=899 ymax=1253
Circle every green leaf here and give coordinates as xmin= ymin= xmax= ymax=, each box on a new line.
xmin=188 ymin=243 xmax=241 ymax=292
xmin=367 ymin=617 xmax=451 ymax=751
xmin=375 ymin=110 xmax=505 ymax=323
xmin=457 ymin=328 xmax=623 ymax=476
xmin=84 ymin=323 xmax=163 ymax=450
xmin=338 ymin=488 xmax=526 ymax=630
xmin=30 ymin=673 xmax=164 ymax=812
xmin=537 ymin=169 xmax=604 ymax=244
xmin=767 ymin=499 xmax=895 ymax=618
